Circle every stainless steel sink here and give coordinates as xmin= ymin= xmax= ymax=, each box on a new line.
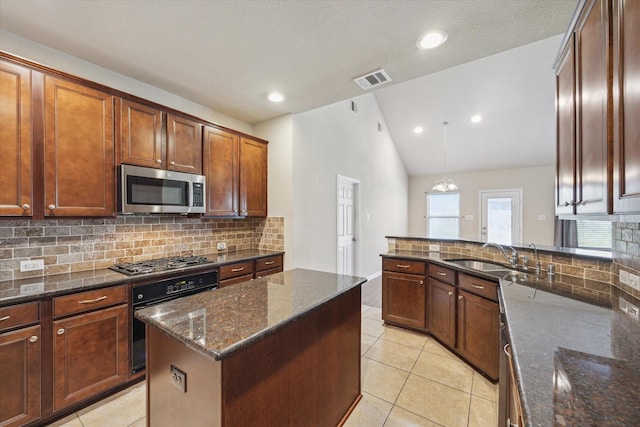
xmin=444 ymin=258 xmax=511 ymax=272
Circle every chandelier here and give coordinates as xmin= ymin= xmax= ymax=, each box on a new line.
xmin=431 ymin=121 xmax=458 ymax=192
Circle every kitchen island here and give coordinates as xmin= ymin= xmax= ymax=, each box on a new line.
xmin=135 ymin=268 xmax=366 ymax=427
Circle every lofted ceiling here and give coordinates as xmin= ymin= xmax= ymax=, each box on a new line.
xmin=0 ymin=0 xmax=577 ymax=176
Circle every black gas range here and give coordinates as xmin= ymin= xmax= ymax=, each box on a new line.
xmin=110 ymin=255 xmax=212 ymax=276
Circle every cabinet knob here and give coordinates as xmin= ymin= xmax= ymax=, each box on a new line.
xmin=48 ymin=204 xmax=56 ymax=210
xmin=448 ymin=291 xmax=453 ymax=296
xmin=22 ymin=203 xmax=30 ymax=210
xmin=419 ymin=280 xmax=424 ymax=285
xmin=29 ymin=335 xmax=38 ymax=343
xmin=170 ymin=161 xmax=175 ymax=165
xmin=563 ymin=201 xmax=571 ymax=207
xmin=458 ymin=295 xmax=463 ymax=300
xmin=156 ymin=159 xmax=162 ymax=163
xmin=57 ymin=328 xmax=65 ymax=335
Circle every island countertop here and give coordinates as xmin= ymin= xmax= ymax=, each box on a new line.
xmin=134 ymin=268 xmax=366 ymax=360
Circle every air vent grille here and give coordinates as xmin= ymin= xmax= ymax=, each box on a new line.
xmin=353 ymin=69 xmax=391 ymax=90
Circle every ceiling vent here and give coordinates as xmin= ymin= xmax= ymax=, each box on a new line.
xmin=353 ymin=69 xmax=391 ymax=90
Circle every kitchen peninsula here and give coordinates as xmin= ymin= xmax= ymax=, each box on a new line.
xmin=135 ymin=269 xmax=366 ymax=427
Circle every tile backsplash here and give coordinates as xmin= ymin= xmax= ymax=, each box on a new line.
xmin=613 ymin=219 xmax=640 ymax=299
xmin=0 ymin=216 xmax=284 ymax=281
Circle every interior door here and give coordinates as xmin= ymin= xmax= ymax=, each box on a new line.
xmin=337 ymin=176 xmax=358 ymax=275
xmin=480 ymin=190 xmax=522 ymax=245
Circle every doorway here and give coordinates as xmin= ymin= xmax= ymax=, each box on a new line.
xmin=337 ymin=175 xmax=359 ymax=276
xmin=480 ymin=189 xmax=522 ymax=244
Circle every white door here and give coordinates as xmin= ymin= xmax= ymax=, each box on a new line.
xmin=337 ymin=176 xmax=358 ymax=276
xmin=480 ymin=190 xmax=522 ymax=245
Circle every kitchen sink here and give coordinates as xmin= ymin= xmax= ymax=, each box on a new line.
xmin=444 ymin=258 xmax=511 ymax=272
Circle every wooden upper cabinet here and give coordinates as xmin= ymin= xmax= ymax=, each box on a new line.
xmin=574 ymin=0 xmax=611 ymax=214
xmin=0 ymin=60 xmax=32 ymax=217
xmin=44 ymin=76 xmax=115 ymax=217
xmin=555 ymin=36 xmax=577 ymax=215
xmin=613 ymin=0 xmax=640 ymax=213
xmin=118 ymin=98 xmax=164 ymax=169
xmin=166 ymin=113 xmax=203 ymax=174
xmin=239 ymin=136 xmax=268 ymax=217
xmin=203 ymin=125 xmax=239 ymax=216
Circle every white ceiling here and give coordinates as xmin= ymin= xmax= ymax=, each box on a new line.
xmin=0 ymin=0 xmax=577 ymax=176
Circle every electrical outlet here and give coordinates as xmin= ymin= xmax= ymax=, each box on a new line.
xmin=170 ymin=365 xmax=187 ymax=392
xmin=20 ymin=259 xmax=44 ymax=272
xmin=619 ymin=296 xmax=629 ymax=314
xmin=429 ymin=244 xmax=440 ymax=252
xmin=20 ymin=282 xmax=44 ymax=296
xmin=216 ymin=242 xmax=227 ymax=250
xmin=628 ymin=273 xmax=640 ymax=291
xmin=620 ymin=270 xmax=630 ymax=285
xmin=628 ymin=303 xmax=639 ymax=321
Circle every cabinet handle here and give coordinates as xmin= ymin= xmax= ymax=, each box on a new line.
xmin=156 ymin=159 xmax=162 ymax=163
xmin=470 ymin=284 xmax=485 ymax=290
xmin=396 ymin=264 xmax=411 ymax=268
xmin=563 ymin=201 xmax=571 ymax=207
xmin=29 ymin=335 xmax=38 ymax=343
xmin=0 ymin=315 xmax=10 ymax=322
xmin=78 ymin=295 xmax=107 ymax=304
xmin=57 ymin=328 xmax=65 ymax=335
xmin=458 ymin=295 xmax=463 ymax=300
xmin=170 ymin=161 xmax=176 ymax=165
xmin=264 ymin=261 xmax=275 ymax=265
xmin=22 ymin=203 xmax=30 ymax=210
xmin=448 ymin=291 xmax=453 ymax=296
xmin=48 ymin=204 xmax=56 ymax=210
xmin=504 ymin=343 xmax=512 ymax=357
xmin=231 ymin=267 xmax=245 ymax=272
xmin=436 ymin=271 xmax=447 ymax=276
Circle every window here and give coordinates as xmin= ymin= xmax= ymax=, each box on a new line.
xmin=576 ymin=220 xmax=612 ymax=250
xmin=427 ymin=193 xmax=460 ymax=239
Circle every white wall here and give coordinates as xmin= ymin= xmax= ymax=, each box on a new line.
xmin=290 ymin=94 xmax=408 ymax=277
xmin=0 ymin=30 xmax=252 ymax=133
xmin=408 ymin=165 xmax=555 ymax=245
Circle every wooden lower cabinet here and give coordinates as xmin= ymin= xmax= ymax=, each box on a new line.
xmin=53 ymin=304 xmax=128 ymax=411
xmin=427 ymin=278 xmax=456 ymax=348
xmin=0 ymin=325 xmax=41 ymax=427
xmin=382 ymin=271 xmax=426 ymax=330
xmin=457 ymin=289 xmax=500 ymax=380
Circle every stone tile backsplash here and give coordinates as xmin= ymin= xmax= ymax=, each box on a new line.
xmin=613 ymin=219 xmax=640 ymax=299
xmin=0 ymin=216 xmax=284 ymax=281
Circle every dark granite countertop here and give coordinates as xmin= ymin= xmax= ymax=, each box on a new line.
xmin=0 ymin=249 xmax=284 ymax=306
xmin=382 ymin=250 xmax=640 ymax=425
xmin=134 ymin=268 xmax=366 ymax=360
xmin=501 ymin=283 xmax=640 ymax=426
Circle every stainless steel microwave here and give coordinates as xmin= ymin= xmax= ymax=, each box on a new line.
xmin=118 ymin=165 xmax=206 ymax=214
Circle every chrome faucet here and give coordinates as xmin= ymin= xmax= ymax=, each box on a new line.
xmin=482 ymin=242 xmax=518 ymax=267
xmin=529 ymin=242 xmax=542 ymax=274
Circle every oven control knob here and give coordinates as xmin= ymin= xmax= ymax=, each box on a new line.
xmin=138 ymin=294 xmax=143 ymax=300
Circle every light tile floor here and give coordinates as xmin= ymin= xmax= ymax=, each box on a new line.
xmin=48 ymin=304 xmax=498 ymax=427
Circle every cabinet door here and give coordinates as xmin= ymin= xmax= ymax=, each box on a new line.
xmin=203 ymin=125 xmax=239 ymax=216
xmin=118 ymin=98 xmax=164 ymax=169
xmin=575 ymin=0 xmax=611 ymax=214
xmin=53 ymin=304 xmax=128 ymax=411
xmin=44 ymin=76 xmax=115 ymax=217
xmin=427 ymin=279 xmax=456 ymax=348
xmin=239 ymin=137 xmax=268 ymax=217
xmin=0 ymin=325 xmax=41 ymax=427
xmin=0 ymin=60 xmax=32 ymax=217
xmin=613 ymin=0 xmax=640 ymax=213
xmin=382 ymin=272 xmax=426 ymax=330
xmin=457 ymin=290 xmax=499 ymax=380
xmin=166 ymin=113 xmax=203 ymax=174
xmin=555 ymin=36 xmax=577 ymax=215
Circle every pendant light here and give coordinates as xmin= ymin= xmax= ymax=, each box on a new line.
xmin=431 ymin=121 xmax=458 ymax=192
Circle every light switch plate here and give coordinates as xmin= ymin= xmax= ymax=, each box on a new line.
xmin=429 ymin=244 xmax=440 ymax=252
xmin=20 ymin=259 xmax=44 ymax=272
xmin=170 ymin=365 xmax=187 ymax=393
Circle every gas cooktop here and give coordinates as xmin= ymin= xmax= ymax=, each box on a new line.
xmin=110 ymin=255 xmax=212 ymax=276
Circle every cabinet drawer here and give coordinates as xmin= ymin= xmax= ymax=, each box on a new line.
xmin=220 ymin=273 xmax=254 ymax=288
xmin=0 ymin=301 xmax=39 ymax=332
xmin=256 ymin=266 xmax=283 ymax=278
xmin=458 ymin=274 xmax=498 ymax=301
xmin=255 ymin=255 xmax=283 ymax=272
xmin=383 ymin=258 xmax=426 ymax=275
xmin=428 ymin=264 xmax=456 ymax=284
xmin=219 ymin=261 xmax=255 ymax=280
xmin=53 ymin=285 xmax=127 ymax=318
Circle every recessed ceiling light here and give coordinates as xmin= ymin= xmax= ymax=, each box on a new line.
xmin=417 ymin=30 xmax=448 ymax=50
xmin=414 ymin=126 xmax=424 ymax=134
xmin=471 ymin=114 xmax=482 ymax=123
xmin=268 ymin=92 xmax=285 ymax=103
